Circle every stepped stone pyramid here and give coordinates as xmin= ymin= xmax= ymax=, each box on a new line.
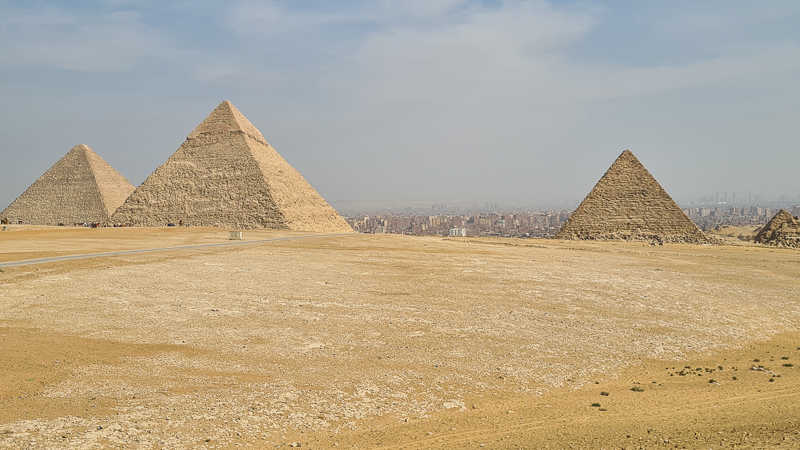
xmin=754 ymin=209 xmax=800 ymax=248
xmin=1 ymin=145 xmax=135 ymax=225
xmin=555 ymin=150 xmax=708 ymax=243
xmin=111 ymin=100 xmax=352 ymax=232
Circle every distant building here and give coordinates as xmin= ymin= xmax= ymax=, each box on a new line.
xmin=449 ymin=227 xmax=467 ymax=237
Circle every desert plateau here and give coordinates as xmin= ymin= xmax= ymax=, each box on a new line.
xmin=1 ymin=226 xmax=799 ymax=448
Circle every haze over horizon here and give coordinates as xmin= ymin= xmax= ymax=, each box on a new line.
xmin=1 ymin=1 xmax=798 ymax=212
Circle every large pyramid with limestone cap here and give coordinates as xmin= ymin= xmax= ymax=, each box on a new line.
xmin=754 ymin=209 xmax=800 ymax=248
xmin=111 ymin=100 xmax=352 ymax=232
xmin=555 ymin=150 xmax=708 ymax=243
xmin=1 ymin=144 xmax=135 ymax=225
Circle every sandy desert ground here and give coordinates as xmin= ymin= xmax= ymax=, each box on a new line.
xmin=1 ymin=225 xmax=800 ymax=449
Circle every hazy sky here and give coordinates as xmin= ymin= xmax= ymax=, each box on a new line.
xmin=1 ymin=0 xmax=798 ymax=211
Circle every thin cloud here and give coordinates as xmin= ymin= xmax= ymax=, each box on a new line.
xmin=223 ymin=1 xmax=365 ymax=38
xmin=0 ymin=1 xmax=798 ymax=209
xmin=0 ymin=6 xmax=168 ymax=72
xmin=594 ymin=41 xmax=800 ymax=100
xmin=194 ymin=64 xmax=282 ymax=86
xmin=348 ymin=2 xmax=800 ymax=109
xmin=380 ymin=0 xmax=467 ymax=18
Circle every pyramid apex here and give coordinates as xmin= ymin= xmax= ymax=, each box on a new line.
xmin=67 ymin=145 xmax=103 ymax=166
xmin=69 ymin=144 xmax=94 ymax=155
xmin=187 ymin=100 xmax=266 ymax=141
xmin=770 ymin=209 xmax=796 ymax=223
xmin=610 ymin=150 xmax=646 ymax=170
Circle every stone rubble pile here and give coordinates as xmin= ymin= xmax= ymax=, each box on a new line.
xmin=754 ymin=209 xmax=800 ymax=248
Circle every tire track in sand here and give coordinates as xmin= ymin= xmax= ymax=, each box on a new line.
xmin=377 ymin=383 xmax=800 ymax=449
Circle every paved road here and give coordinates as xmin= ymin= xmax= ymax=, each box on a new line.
xmin=0 ymin=233 xmax=352 ymax=268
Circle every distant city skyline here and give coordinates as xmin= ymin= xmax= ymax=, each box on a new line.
xmin=1 ymin=1 xmax=799 ymax=211
xmin=329 ymin=190 xmax=800 ymax=215
xmin=341 ymin=204 xmax=797 ymax=238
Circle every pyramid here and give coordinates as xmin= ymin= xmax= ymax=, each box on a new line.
xmin=754 ymin=209 xmax=800 ymax=248
xmin=1 ymin=144 xmax=135 ymax=225
xmin=111 ymin=100 xmax=352 ymax=232
xmin=555 ymin=150 xmax=708 ymax=243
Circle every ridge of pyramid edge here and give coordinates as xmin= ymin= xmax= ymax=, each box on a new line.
xmin=79 ymin=145 xmax=136 ymax=216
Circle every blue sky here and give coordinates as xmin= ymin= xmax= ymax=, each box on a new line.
xmin=1 ymin=0 xmax=799 ymax=210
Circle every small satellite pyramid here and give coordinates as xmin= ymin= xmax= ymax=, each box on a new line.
xmin=555 ymin=150 xmax=707 ymax=243
xmin=754 ymin=209 xmax=800 ymax=248
xmin=1 ymin=144 xmax=135 ymax=225
xmin=111 ymin=100 xmax=352 ymax=232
